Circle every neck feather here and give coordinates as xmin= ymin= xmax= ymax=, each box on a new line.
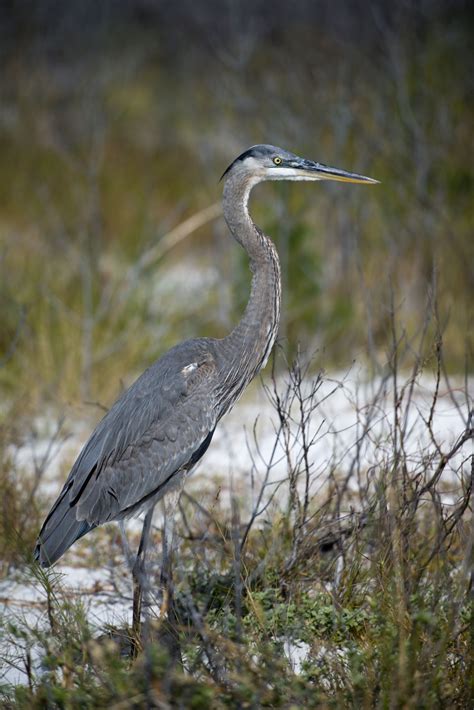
xmin=219 ymin=171 xmax=281 ymax=394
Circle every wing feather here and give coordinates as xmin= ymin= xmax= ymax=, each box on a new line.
xmin=35 ymin=340 xmax=218 ymax=564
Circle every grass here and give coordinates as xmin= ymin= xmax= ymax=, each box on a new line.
xmin=0 ymin=4 xmax=473 ymax=706
xmin=0 ymin=328 xmax=472 ymax=708
xmin=1 ymin=3 xmax=473 ymax=413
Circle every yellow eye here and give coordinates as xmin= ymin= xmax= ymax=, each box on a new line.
xmin=273 ymin=156 xmax=282 ymax=165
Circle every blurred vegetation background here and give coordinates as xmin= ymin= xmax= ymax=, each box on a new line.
xmin=0 ymin=0 xmax=472 ymax=411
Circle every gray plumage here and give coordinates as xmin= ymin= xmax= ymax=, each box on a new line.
xmin=35 ymin=144 xmax=377 ymax=567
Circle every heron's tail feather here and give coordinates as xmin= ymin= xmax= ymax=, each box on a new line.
xmin=34 ymin=496 xmax=95 ymax=567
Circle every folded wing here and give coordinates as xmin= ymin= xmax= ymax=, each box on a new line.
xmin=35 ymin=341 xmax=217 ymax=566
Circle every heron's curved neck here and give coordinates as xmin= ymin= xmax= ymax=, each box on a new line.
xmin=221 ymin=172 xmax=281 ymax=385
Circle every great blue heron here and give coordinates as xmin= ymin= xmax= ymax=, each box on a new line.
xmin=34 ymin=144 xmax=377 ymax=646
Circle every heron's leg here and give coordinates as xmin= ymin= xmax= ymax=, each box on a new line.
xmin=160 ymin=489 xmax=181 ymax=611
xmin=160 ymin=508 xmax=173 ymax=613
xmin=118 ymin=520 xmax=133 ymax=567
xmin=131 ymin=506 xmax=155 ymax=656
xmin=159 ymin=490 xmax=183 ymax=668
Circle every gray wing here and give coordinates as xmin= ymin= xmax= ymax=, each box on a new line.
xmin=35 ymin=339 xmax=218 ymax=565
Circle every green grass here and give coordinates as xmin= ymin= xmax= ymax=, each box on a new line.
xmin=1 ymin=481 xmax=471 ymax=708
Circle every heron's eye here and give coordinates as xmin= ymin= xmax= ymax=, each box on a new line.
xmin=273 ymin=156 xmax=282 ymax=165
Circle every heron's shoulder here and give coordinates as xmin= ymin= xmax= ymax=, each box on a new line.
xmin=66 ymin=338 xmax=219 ymax=492
xmin=104 ymin=338 xmax=218 ymax=411
xmin=142 ymin=337 xmax=218 ymax=383
xmin=155 ymin=336 xmax=217 ymax=364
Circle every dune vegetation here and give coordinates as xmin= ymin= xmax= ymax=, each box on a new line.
xmin=0 ymin=2 xmax=472 ymax=707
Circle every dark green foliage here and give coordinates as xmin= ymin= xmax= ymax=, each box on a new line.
xmin=1 ymin=494 xmax=471 ymax=708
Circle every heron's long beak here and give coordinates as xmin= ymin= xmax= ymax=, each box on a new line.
xmin=286 ymin=158 xmax=379 ymax=184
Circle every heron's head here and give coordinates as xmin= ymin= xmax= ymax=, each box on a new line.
xmin=221 ymin=144 xmax=378 ymax=186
